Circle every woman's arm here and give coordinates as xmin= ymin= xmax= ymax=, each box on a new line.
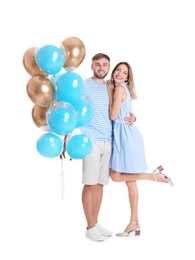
xmin=106 ymin=80 xmax=125 ymax=120
xmin=106 ymin=80 xmax=114 ymax=109
xmin=110 ymin=86 xmax=125 ymax=120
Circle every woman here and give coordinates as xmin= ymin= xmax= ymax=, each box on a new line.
xmin=107 ymin=62 xmax=173 ymax=237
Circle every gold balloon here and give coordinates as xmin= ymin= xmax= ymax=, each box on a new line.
xmin=26 ymin=76 xmax=54 ymax=108
xmin=61 ymin=36 xmax=86 ymax=68
xmin=32 ymin=104 xmax=48 ymax=128
xmin=23 ymin=47 xmax=48 ymax=77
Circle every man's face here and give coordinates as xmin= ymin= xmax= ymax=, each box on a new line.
xmin=91 ymin=58 xmax=110 ymax=79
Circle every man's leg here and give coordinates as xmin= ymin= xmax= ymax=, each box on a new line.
xmin=82 ymin=184 xmax=103 ymax=229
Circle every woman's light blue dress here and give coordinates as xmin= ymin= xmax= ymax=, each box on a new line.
xmin=110 ymin=83 xmax=148 ymax=173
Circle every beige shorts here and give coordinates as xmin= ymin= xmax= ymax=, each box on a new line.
xmin=82 ymin=141 xmax=112 ymax=185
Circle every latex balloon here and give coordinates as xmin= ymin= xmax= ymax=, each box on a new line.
xmin=32 ymin=104 xmax=48 ymax=128
xmin=49 ymin=68 xmax=65 ymax=86
xmin=49 ymin=68 xmax=66 ymax=101
xmin=26 ymin=76 xmax=55 ymax=108
xmin=49 ymin=75 xmax=59 ymax=101
xmin=36 ymin=132 xmax=63 ymax=158
xmin=66 ymin=127 xmax=95 ymax=159
xmin=73 ymin=98 xmax=94 ymax=127
xmin=66 ymin=134 xmax=92 ymax=159
xmin=23 ymin=47 xmax=48 ymax=77
xmin=47 ymin=102 xmax=78 ymax=135
xmin=35 ymin=45 xmax=65 ymax=75
xmin=61 ymin=37 xmax=86 ymax=68
xmin=56 ymin=70 xmax=85 ymax=104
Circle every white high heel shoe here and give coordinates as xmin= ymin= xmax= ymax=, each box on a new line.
xmin=115 ymin=222 xmax=140 ymax=237
xmin=152 ymin=165 xmax=174 ymax=187
xmin=152 ymin=165 xmax=164 ymax=173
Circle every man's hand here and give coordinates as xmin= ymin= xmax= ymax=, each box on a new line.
xmin=124 ymin=112 xmax=137 ymax=125
xmin=59 ymin=135 xmax=67 ymax=159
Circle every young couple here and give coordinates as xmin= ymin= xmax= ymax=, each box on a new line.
xmin=61 ymin=53 xmax=173 ymax=242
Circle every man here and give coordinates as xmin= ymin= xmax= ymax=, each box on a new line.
xmin=81 ymin=53 xmax=136 ymax=241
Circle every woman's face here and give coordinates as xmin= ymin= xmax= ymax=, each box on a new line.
xmin=113 ymin=64 xmax=128 ymax=84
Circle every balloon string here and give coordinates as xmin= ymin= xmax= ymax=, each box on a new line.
xmin=58 ymin=157 xmax=65 ymax=199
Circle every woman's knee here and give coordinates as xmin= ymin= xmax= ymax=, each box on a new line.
xmin=110 ymin=171 xmax=121 ymax=182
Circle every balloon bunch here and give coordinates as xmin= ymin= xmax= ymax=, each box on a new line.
xmin=23 ymin=36 xmax=95 ymax=159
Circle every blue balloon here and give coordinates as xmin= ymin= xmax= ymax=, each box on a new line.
xmin=73 ymin=98 xmax=94 ymax=127
xmin=56 ymin=71 xmax=85 ymax=104
xmin=36 ymin=133 xmax=63 ymax=158
xmin=48 ymin=75 xmax=58 ymax=101
xmin=47 ymin=102 xmax=78 ymax=135
xmin=49 ymin=69 xmax=65 ymax=101
xmin=35 ymin=45 xmax=65 ymax=75
xmin=66 ymin=134 xmax=93 ymax=159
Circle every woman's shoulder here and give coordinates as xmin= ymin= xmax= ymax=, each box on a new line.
xmin=116 ymin=84 xmax=126 ymax=92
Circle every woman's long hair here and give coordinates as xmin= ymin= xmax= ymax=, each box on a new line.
xmin=111 ymin=62 xmax=137 ymax=100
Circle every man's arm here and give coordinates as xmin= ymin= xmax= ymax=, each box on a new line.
xmin=124 ymin=112 xmax=136 ymax=125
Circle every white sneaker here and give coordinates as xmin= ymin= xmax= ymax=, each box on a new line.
xmin=96 ymin=223 xmax=113 ymax=237
xmin=86 ymin=226 xmax=104 ymax=241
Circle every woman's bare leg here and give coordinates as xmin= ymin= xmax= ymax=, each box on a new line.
xmin=124 ymin=181 xmax=139 ymax=232
xmin=110 ymin=170 xmax=168 ymax=183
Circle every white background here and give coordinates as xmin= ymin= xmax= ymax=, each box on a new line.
xmin=1 ymin=0 xmax=194 ymax=259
